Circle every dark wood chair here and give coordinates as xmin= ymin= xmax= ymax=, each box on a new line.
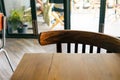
xmin=38 ymin=30 xmax=120 ymax=53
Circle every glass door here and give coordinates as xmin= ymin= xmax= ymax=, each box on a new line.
xmin=104 ymin=0 xmax=120 ymax=36
xmin=36 ymin=0 xmax=64 ymax=33
xmin=4 ymin=0 xmax=33 ymax=35
xmin=70 ymin=0 xmax=100 ymax=32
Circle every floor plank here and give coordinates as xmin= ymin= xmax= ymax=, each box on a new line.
xmin=0 ymin=38 xmax=46 ymax=80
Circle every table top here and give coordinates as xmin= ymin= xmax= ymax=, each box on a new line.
xmin=11 ymin=53 xmax=120 ymax=80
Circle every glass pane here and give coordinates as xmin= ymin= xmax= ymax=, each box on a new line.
xmin=4 ymin=0 xmax=33 ymax=34
xmin=104 ymin=0 xmax=120 ymax=36
xmin=36 ymin=0 xmax=64 ymax=33
xmin=71 ymin=0 xmax=100 ymax=32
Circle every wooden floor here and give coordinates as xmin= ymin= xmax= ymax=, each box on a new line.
xmin=0 ymin=38 xmax=47 ymax=80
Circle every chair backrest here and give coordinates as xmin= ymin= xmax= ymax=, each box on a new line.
xmin=38 ymin=30 xmax=120 ymax=53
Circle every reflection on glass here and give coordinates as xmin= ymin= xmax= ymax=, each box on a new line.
xmin=36 ymin=0 xmax=64 ymax=32
xmin=105 ymin=0 xmax=120 ymax=36
xmin=71 ymin=0 xmax=100 ymax=32
xmin=5 ymin=0 xmax=32 ymax=34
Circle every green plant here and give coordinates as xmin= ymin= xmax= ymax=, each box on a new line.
xmin=8 ymin=7 xmax=32 ymax=31
xmin=8 ymin=9 xmax=22 ymax=30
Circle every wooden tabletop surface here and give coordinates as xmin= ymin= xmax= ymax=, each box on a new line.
xmin=11 ymin=53 xmax=120 ymax=80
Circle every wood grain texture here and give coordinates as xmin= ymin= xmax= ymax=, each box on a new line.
xmin=49 ymin=53 xmax=120 ymax=80
xmin=11 ymin=53 xmax=53 ymax=80
xmin=11 ymin=53 xmax=120 ymax=80
xmin=39 ymin=30 xmax=120 ymax=53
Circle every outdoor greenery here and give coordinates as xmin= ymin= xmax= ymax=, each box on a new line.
xmin=7 ymin=6 xmax=32 ymax=31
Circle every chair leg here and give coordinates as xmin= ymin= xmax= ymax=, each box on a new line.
xmin=0 ymin=49 xmax=14 ymax=72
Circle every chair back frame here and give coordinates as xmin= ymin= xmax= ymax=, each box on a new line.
xmin=39 ymin=30 xmax=120 ymax=53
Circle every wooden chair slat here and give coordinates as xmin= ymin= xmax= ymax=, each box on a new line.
xmin=67 ymin=43 xmax=71 ymax=53
xmin=75 ymin=43 xmax=78 ymax=53
xmin=97 ymin=47 xmax=101 ymax=53
xmin=90 ymin=45 xmax=93 ymax=53
xmin=57 ymin=43 xmax=62 ymax=53
xmin=82 ymin=44 xmax=86 ymax=53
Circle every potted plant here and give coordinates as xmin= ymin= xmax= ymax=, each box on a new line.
xmin=7 ymin=9 xmax=22 ymax=33
xmin=17 ymin=7 xmax=32 ymax=34
xmin=7 ymin=7 xmax=32 ymax=34
xmin=17 ymin=22 xmax=28 ymax=33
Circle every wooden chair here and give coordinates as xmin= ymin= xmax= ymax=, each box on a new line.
xmin=0 ymin=13 xmax=14 ymax=72
xmin=38 ymin=30 xmax=120 ymax=53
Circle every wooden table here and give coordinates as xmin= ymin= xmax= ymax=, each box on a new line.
xmin=11 ymin=53 xmax=120 ymax=80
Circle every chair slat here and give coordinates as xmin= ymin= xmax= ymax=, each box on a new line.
xmin=75 ymin=43 xmax=78 ymax=53
xmin=67 ymin=43 xmax=71 ymax=53
xmin=90 ymin=45 xmax=93 ymax=53
xmin=57 ymin=43 xmax=62 ymax=53
xmin=82 ymin=44 xmax=86 ymax=53
xmin=97 ymin=47 xmax=101 ymax=53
